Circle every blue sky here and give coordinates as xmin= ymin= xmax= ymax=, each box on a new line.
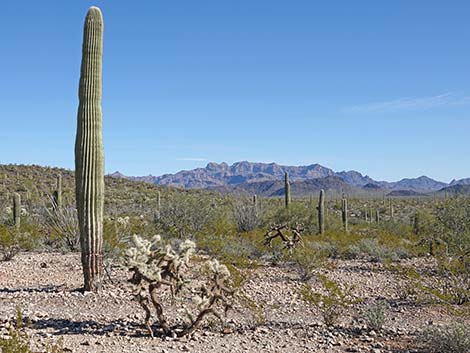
xmin=1 ymin=0 xmax=469 ymax=182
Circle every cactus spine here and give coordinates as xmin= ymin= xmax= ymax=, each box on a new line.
xmin=53 ymin=174 xmax=62 ymax=209
xmin=317 ymin=189 xmax=325 ymax=234
xmin=284 ymin=172 xmax=291 ymax=209
xmin=75 ymin=7 xmax=105 ymax=292
xmin=341 ymin=196 xmax=348 ymax=232
xmin=13 ymin=193 xmax=21 ymax=229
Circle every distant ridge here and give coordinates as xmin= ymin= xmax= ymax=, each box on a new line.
xmin=109 ymin=161 xmax=459 ymax=196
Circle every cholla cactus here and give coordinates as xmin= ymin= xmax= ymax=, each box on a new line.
xmin=184 ymin=259 xmax=233 ymax=336
xmin=125 ymin=235 xmax=195 ymax=336
xmin=264 ymin=223 xmax=304 ymax=250
xmin=124 ymin=234 xmax=233 ymax=337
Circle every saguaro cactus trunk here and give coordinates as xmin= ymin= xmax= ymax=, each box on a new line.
xmin=317 ymin=189 xmax=325 ymax=234
xmin=154 ymin=191 xmax=162 ymax=223
xmin=13 ymin=193 xmax=21 ymax=229
xmin=284 ymin=172 xmax=291 ymax=209
xmin=75 ymin=6 xmax=105 ymax=292
xmin=341 ymin=197 xmax=348 ymax=233
xmin=53 ymin=174 xmax=62 ymax=209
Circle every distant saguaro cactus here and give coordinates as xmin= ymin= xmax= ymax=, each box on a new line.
xmin=317 ymin=189 xmax=325 ymax=234
xmin=284 ymin=172 xmax=291 ymax=209
xmin=75 ymin=6 xmax=105 ymax=292
xmin=154 ymin=191 xmax=162 ymax=223
xmin=413 ymin=212 xmax=420 ymax=235
xmin=341 ymin=196 xmax=348 ymax=233
xmin=375 ymin=209 xmax=380 ymax=223
xmin=13 ymin=193 xmax=21 ymax=229
xmin=53 ymin=174 xmax=62 ymax=209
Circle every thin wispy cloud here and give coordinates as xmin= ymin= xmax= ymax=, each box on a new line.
xmin=343 ymin=93 xmax=470 ymax=114
xmin=176 ymin=157 xmax=208 ymax=162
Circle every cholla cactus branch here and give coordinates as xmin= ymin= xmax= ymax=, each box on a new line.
xmin=264 ymin=223 xmax=304 ymax=250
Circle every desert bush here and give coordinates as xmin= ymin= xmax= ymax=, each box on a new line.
xmin=287 ymin=243 xmax=327 ymax=281
xmin=300 ymin=274 xmax=356 ymax=326
xmin=311 ymin=241 xmax=341 ymax=259
xmin=156 ymin=193 xmax=218 ymax=239
xmin=357 ymin=238 xmax=408 ymax=263
xmin=0 ymin=224 xmax=38 ymax=261
xmin=44 ymin=201 xmax=80 ymax=251
xmin=418 ymin=323 xmax=470 ymax=353
xmin=362 ymin=300 xmax=388 ymax=331
xmin=232 ymin=197 xmax=263 ymax=232
xmin=433 ymin=197 xmax=470 ymax=255
xmin=419 ymin=256 xmax=470 ymax=306
xmin=197 ymin=232 xmax=262 ymax=269
xmin=124 ymin=234 xmax=235 ymax=337
xmin=0 ymin=307 xmax=63 ymax=353
xmin=270 ymin=202 xmax=318 ymax=234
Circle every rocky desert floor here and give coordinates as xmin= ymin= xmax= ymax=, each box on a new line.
xmin=0 ymin=252 xmax=468 ymax=353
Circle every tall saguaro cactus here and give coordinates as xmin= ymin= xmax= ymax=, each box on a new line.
xmin=317 ymin=189 xmax=325 ymax=234
xmin=13 ymin=193 xmax=21 ymax=229
xmin=75 ymin=6 xmax=105 ymax=292
xmin=154 ymin=191 xmax=162 ymax=223
xmin=341 ymin=196 xmax=348 ymax=233
xmin=284 ymin=172 xmax=291 ymax=209
xmin=53 ymin=174 xmax=62 ymax=209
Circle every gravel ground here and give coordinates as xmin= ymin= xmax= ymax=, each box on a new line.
xmin=0 ymin=252 xmax=467 ymax=353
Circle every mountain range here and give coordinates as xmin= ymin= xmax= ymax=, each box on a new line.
xmin=109 ymin=161 xmax=469 ymax=197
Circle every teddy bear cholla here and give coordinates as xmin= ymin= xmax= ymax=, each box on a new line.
xmin=125 ymin=234 xmax=234 ymax=337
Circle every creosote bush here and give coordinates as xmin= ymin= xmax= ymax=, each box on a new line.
xmin=418 ymin=323 xmax=470 ymax=353
xmin=300 ymin=274 xmax=357 ymax=326
xmin=0 ymin=224 xmax=37 ymax=261
xmin=124 ymin=234 xmax=234 ymax=337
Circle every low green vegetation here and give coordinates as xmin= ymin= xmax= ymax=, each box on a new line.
xmin=1 ymin=164 xmax=469 ymax=343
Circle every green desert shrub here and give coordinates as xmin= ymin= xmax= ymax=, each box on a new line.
xmin=357 ymin=238 xmax=409 ymax=263
xmin=300 ymin=274 xmax=357 ymax=326
xmin=0 ymin=224 xmax=38 ymax=261
xmin=286 ymin=243 xmax=328 ymax=281
xmin=156 ymin=193 xmax=219 ymax=239
xmin=433 ymin=197 xmax=470 ymax=255
xmin=197 ymin=232 xmax=262 ymax=269
xmin=418 ymin=323 xmax=470 ymax=353
xmin=0 ymin=308 xmax=63 ymax=353
xmin=418 ymin=256 xmax=470 ymax=306
xmin=270 ymin=202 xmax=317 ymax=234
xmin=362 ymin=300 xmax=388 ymax=331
